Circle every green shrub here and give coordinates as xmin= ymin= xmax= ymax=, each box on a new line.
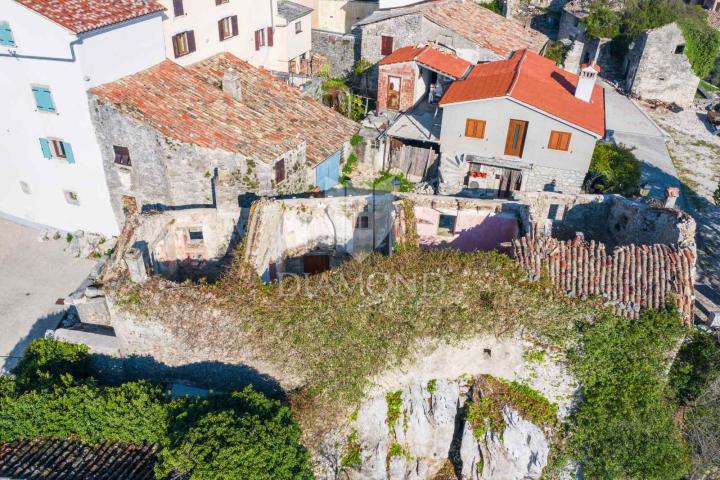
xmin=569 ymin=308 xmax=689 ymax=479
xmin=157 ymin=387 xmax=312 ymax=480
xmin=478 ymin=0 xmax=502 ymax=14
xmin=670 ymin=330 xmax=720 ymax=403
xmin=588 ymin=143 xmax=641 ymax=197
xmin=584 ymin=6 xmax=622 ymax=39
xmin=679 ymin=14 xmax=720 ymax=79
xmin=12 ymin=338 xmax=91 ymax=392
xmin=342 ymin=153 xmax=358 ymax=175
xmin=0 ymin=380 xmax=169 ymax=445
xmin=350 ymin=134 xmax=364 ymax=147
xmin=714 ymin=183 xmax=720 ymax=206
xmin=543 ymin=41 xmax=567 ymax=65
xmin=373 ymin=171 xmax=414 ymax=192
xmin=341 ymin=429 xmax=362 ymax=468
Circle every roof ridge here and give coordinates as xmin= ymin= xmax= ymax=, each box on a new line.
xmin=506 ymin=49 xmax=527 ymax=96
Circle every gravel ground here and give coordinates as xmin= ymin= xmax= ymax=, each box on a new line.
xmin=0 ymin=217 xmax=95 ymax=373
xmin=641 ymin=103 xmax=720 ymax=288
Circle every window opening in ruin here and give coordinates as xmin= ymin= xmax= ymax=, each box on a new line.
xmin=675 ymin=44 xmax=685 ymax=54
xmin=438 ymin=214 xmax=456 ymax=236
xmin=113 ymin=146 xmax=131 ymax=166
xmin=188 ymin=227 xmax=204 ymax=242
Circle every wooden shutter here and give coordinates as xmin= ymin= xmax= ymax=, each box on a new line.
xmin=39 ymin=138 xmax=52 ymax=159
xmin=381 ymin=36 xmax=394 ymax=55
xmin=32 ymin=86 xmax=55 ymax=113
xmin=464 ymin=119 xmax=485 ymax=138
xmin=215 ymin=0 xmax=223 ymax=4
xmin=172 ymin=34 xmax=180 ymax=58
xmin=255 ymin=30 xmax=261 ymax=50
xmin=187 ymin=30 xmax=196 ymax=53
xmin=218 ymin=19 xmax=225 ymax=41
xmin=0 ymin=21 xmax=15 ymax=46
xmin=173 ymin=0 xmax=184 ymax=16
xmin=267 ymin=27 xmax=274 ymax=47
xmin=548 ymin=130 xmax=571 ymax=151
xmin=63 ymin=142 xmax=75 ymax=164
xmin=274 ymin=158 xmax=285 ymax=183
xmin=231 ymin=16 xmax=238 ymax=36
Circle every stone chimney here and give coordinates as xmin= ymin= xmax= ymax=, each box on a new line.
xmin=222 ymin=68 xmax=242 ymax=102
xmin=575 ymin=62 xmax=600 ymax=103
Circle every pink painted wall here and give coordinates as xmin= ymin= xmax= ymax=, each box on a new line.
xmin=414 ymin=206 xmax=520 ymax=252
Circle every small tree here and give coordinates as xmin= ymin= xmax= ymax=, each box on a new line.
xmin=584 ymin=5 xmax=622 ymax=39
xmin=587 ymin=143 xmax=642 ymax=197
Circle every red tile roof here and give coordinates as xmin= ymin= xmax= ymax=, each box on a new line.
xmin=440 ymin=50 xmax=605 ymax=137
xmin=380 ymin=45 xmax=472 ymax=79
xmin=424 ymin=1 xmax=547 ymax=56
xmin=89 ymin=53 xmax=358 ymax=166
xmin=16 ymin=0 xmax=165 ymax=34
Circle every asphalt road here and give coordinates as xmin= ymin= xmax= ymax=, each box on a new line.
xmin=0 ymin=218 xmax=94 ymax=373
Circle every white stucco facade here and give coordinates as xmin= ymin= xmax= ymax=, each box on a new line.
xmin=157 ymin=0 xmax=311 ymax=72
xmin=0 ymin=1 xmax=165 ymax=235
xmin=269 ymin=8 xmax=312 ymax=72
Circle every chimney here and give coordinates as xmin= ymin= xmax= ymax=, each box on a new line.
xmin=222 ymin=68 xmax=242 ymax=102
xmin=575 ymin=62 xmax=599 ymax=103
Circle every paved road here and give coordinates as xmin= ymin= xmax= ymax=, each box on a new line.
xmin=603 ymin=84 xmax=682 ymax=201
xmin=0 ymin=218 xmax=94 ymax=373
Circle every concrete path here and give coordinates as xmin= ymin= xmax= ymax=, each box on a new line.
xmin=0 ymin=218 xmax=95 ymax=373
xmin=603 ymin=84 xmax=682 ymax=201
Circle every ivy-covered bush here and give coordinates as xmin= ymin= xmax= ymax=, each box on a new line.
xmin=584 ymin=6 xmax=622 ymax=39
xmin=12 ymin=337 xmax=92 ymax=392
xmin=670 ymin=330 xmax=720 ymax=403
xmin=587 ymin=143 xmax=642 ymax=197
xmin=679 ymin=14 xmax=720 ymax=79
xmin=543 ymin=41 xmax=568 ymax=65
xmin=569 ymin=308 xmax=689 ymax=479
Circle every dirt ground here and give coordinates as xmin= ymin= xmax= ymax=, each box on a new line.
xmin=641 ymin=103 xmax=720 ymax=289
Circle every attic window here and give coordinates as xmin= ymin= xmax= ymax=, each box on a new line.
xmin=675 ymin=44 xmax=685 ymax=54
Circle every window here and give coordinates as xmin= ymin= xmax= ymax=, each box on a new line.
xmin=172 ymin=31 xmax=195 ymax=58
xmin=274 ymin=158 xmax=286 ymax=183
xmin=218 ymin=16 xmax=238 ymax=41
xmin=64 ymin=190 xmax=80 ymax=205
xmin=188 ymin=227 xmax=204 ymax=242
xmin=356 ymin=214 xmax=370 ymax=229
xmin=31 ymin=85 xmax=56 ymax=113
xmin=19 ymin=181 xmax=31 ymax=195
xmin=0 ymin=21 xmax=15 ymax=46
xmin=255 ymin=28 xmax=266 ymax=50
xmin=381 ymin=35 xmax=394 ymax=56
xmin=464 ymin=119 xmax=486 ymax=139
xmin=548 ymin=130 xmax=572 ymax=151
xmin=675 ymin=44 xmax=685 ymax=54
xmin=39 ymin=138 xmax=75 ymax=163
xmin=438 ymin=214 xmax=456 ymax=236
xmin=215 ymin=0 xmax=229 ymax=4
xmin=295 ymin=21 xmax=302 ymax=34
xmin=113 ymin=145 xmax=131 ymax=167
xmin=172 ymin=0 xmax=184 ymax=17
xmin=267 ymin=27 xmax=274 ymax=47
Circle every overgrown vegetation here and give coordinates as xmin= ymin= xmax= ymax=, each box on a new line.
xmin=587 ymin=142 xmax=642 ymax=196
xmin=713 ymin=182 xmax=720 ymax=206
xmin=0 ymin=339 xmax=312 ymax=479
xmin=372 ymin=171 xmax=414 ymax=192
xmin=477 ymin=0 xmax=502 ymax=14
xmin=584 ymin=0 xmax=720 ymax=78
xmin=543 ymin=41 xmax=568 ymax=66
xmin=569 ymin=308 xmax=689 ymax=479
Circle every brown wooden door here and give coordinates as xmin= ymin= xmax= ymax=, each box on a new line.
xmin=504 ymin=119 xmax=528 ymax=157
xmin=387 ymin=76 xmax=401 ymax=110
xmin=303 ymin=255 xmax=330 ymax=275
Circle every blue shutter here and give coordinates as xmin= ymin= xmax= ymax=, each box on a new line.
xmin=31 ymin=86 xmax=55 ymax=112
xmin=63 ymin=142 xmax=75 ymax=164
xmin=39 ymin=138 xmax=52 ymax=159
xmin=0 ymin=22 xmax=14 ymax=47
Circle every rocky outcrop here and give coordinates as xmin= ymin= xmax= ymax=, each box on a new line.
xmin=328 ymin=375 xmax=557 ymax=480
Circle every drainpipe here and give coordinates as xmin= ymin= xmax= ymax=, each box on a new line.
xmin=0 ymin=37 xmax=82 ymax=62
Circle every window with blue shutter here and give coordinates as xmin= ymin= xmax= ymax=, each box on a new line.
xmin=0 ymin=21 xmax=15 ymax=47
xmin=63 ymin=142 xmax=75 ymax=164
xmin=39 ymin=138 xmax=52 ymax=159
xmin=31 ymin=86 xmax=56 ymax=113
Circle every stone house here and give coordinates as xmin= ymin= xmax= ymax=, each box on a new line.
xmin=624 ymin=22 xmax=700 ymax=107
xmin=437 ymin=49 xmax=606 ymax=197
xmin=354 ymin=0 xmax=547 ymax=92
xmin=88 ymin=53 xmax=358 ymax=226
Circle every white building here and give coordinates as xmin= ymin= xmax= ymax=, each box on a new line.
xmin=0 ymin=0 xmax=167 ymax=236
xmin=158 ymin=0 xmax=312 ymax=72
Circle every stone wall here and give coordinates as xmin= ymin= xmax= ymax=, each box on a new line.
xmin=89 ymin=97 xmax=312 ymax=227
xmin=624 ymin=23 xmax=699 ymax=107
xmin=311 ymin=29 xmax=358 ymax=77
xmin=522 ymin=164 xmax=587 ymax=194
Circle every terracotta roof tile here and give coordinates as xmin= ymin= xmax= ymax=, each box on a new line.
xmin=380 ymin=44 xmax=472 ymax=79
xmin=89 ymin=53 xmax=359 ymax=166
xmin=441 ymin=50 xmax=605 ymax=136
xmin=424 ymin=1 xmax=547 ymax=56
xmin=16 ymin=0 xmax=165 ymax=34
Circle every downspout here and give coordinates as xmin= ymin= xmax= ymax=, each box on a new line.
xmin=0 ymin=37 xmax=82 ymax=62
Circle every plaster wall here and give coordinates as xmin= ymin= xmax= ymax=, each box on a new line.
xmin=294 ymin=0 xmax=379 ymax=33
xmin=268 ymin=12 xmax=312 ymax=71
xmin=0 ymin=1 xmax=165 ymax=235
xmin=414 ymin=206 xmax=520 ymax=251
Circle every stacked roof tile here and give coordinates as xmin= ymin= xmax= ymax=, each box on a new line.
xmin=440 ymin=49 xmax=605 ymax=136
xmin=0 ymin=439 xmax=163 ymax=479
xmin=16 ymin=0 xmax=165 ymax=34
xmin=90 ymin=53 xmax=359 ymax=166
xmin=380 ymin=45 xmax=473 ymax=79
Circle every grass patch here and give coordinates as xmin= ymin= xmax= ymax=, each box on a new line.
xmin=523 ymin=348 xmax=546 ymax=363
xmin=386 ymin=390 xmax=403 ymax=437
xmin=341 ymin=429 xmax=362 ymax=468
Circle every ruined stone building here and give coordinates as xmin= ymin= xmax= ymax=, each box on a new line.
xmin=436 ymin=50 xmax=605 ymax=197
xmin=88 ymin=53 xmax=358 ymax=226
xmin=353 ymin=0 xmax=547 ymax=91
xmin=624 ymin=22 xmax=700 ymax=108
